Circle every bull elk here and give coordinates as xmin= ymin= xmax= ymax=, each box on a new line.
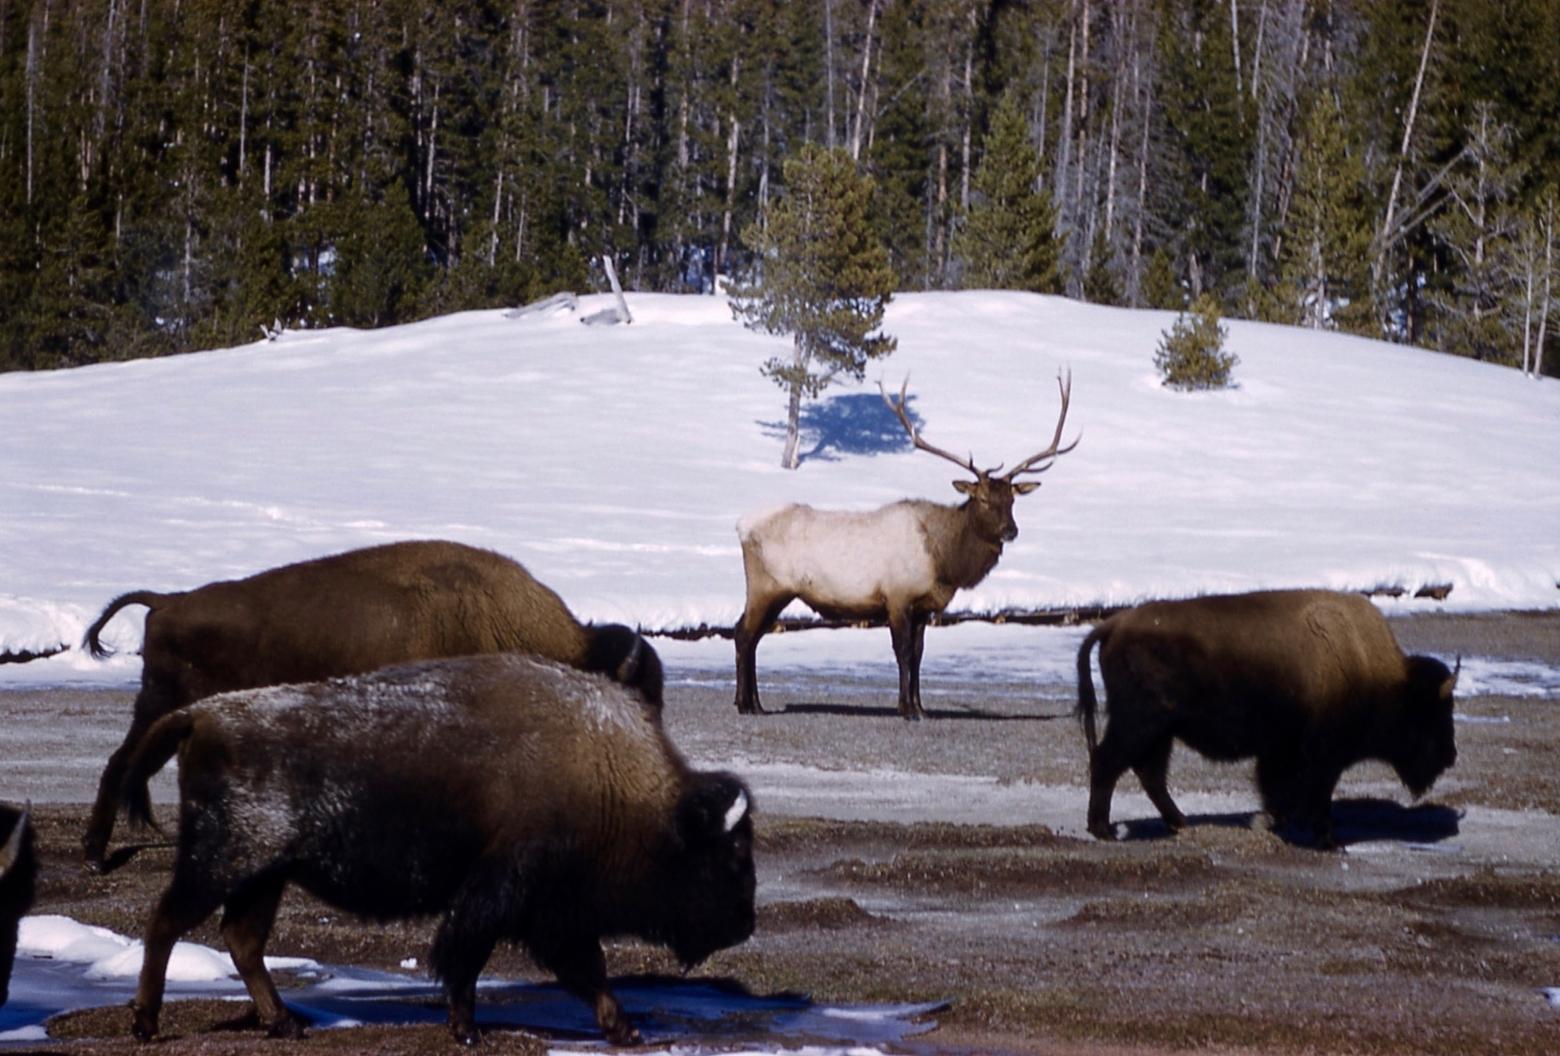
xmin=734 ymin=372 xmax=1078 ymax=720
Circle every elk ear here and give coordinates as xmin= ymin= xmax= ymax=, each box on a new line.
xmin=1012 ymin=481 xmax=1041 ymax=495
xmin=952 ymin=479 xmax=977 ymax=496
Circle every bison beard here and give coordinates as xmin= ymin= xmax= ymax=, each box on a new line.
xmin=121 ymin=655 xmax=755 ymax=1047
xmin=1076 ymin=590 xmax=1459 ymax=849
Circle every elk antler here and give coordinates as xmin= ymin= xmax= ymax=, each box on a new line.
xmin=1004 ymin=369 xmax=1079 ymax=479
xmin=880 ymin=377 xmax=981 ymax=476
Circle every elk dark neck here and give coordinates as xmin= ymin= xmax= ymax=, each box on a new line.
xmin=935 ymin=500 xmax=1006 ymax=590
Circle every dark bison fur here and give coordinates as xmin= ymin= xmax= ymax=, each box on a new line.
xmin=80 ymin=540 xmax=663 ymax=867
xmin=1076 ymin=589 xmax=1458 ymax=849
xmin=0 ymin=804 xmax=36 ymax=1008
xmin=120 ymin=653 xmax=754 ymax=1047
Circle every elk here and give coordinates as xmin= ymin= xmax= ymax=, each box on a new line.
xmin=734 ymin=372 xmax=1077 ymax=720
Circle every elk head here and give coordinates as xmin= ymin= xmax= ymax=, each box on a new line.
xmin=879 ymin=371 xmax=1078 ymax=544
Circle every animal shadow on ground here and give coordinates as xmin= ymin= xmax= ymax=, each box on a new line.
xmin=757 ymin=393 xmax=920 ymax=465
xmin=1117 ymin=797 xmax=1461 ymax=848
xmin=779 ymin=702 xmax=1056 ymax=722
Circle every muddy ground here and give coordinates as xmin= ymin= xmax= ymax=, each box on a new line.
xmin=3 ymin=611 xmax=1559 ymax=1054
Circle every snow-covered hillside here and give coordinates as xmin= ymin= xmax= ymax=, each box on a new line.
xmin=2 ymin=290 xmax=1557 ymax=683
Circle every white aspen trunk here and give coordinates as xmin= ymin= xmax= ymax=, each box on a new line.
xmin=25 ymin=17 xmax=36 ymax=206
xmin=1250 ymin=0 xmax=1267 ymax=100
xmin=1374 ymin=0 xmax=1438 ymax=293
xmin=239 ymin=52 xmax=249 ymax=183
xmin=782 ymin=337 xmax=806 ymax=469
xmin=721 ymin=111 xmax=741 ymax=286
xmin=1074 ymin=0 xmax=1091 ymax=233
xmin=1536 ymin=200 xmax=1555 ymax=378
xmin=491 ymin=171 xmax=504 ymax=266
xmin=1131 ymin=73 xmax=1151 ymax=306
xmin=1058 ymin=16 xmax=1076 ymax=225
xmin=1229 ymin=0 xmax=1241 ymax=96
xmin=824 ymin=0 xmax=837 ymax=149
xmin=960 ymin=17 xmax=975 ymax=213
xmin=850 ymin=0 xmax=879 ymax=161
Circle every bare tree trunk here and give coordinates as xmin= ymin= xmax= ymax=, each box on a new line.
xmin=1229 ymin=0 xmax=1242 ymax=96
xmin=782 ymin=338 xmax=806 ymax=469
xmin=1373 ymin=0 xmax=1439 ymax=301
xmin=1536 ymin=194 xmax=1555 ymax=378
xmin=824 ymin=0 xmax=837 ymax=149
xmin=1058 ymin=13 xmax=1076 ymax=226
xmin=850 ymin=0 xmax=880 ymax=161
xmin=960 ymin=11 xmax=976 ymax=213
xmin=720 ymin=56 xmax=742 ymax=288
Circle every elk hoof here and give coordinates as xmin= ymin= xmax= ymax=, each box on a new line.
xmin=266 ymin=1013 xmax=306 ymax=1039
xmin=129 ymin=1002 xmax=158 ymax=1042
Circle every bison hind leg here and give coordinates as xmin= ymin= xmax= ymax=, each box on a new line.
xmin=221 ymin=872 xmax=302 ymax=1038
xmin=1133 ymin=736 xmax=1187 ymax=834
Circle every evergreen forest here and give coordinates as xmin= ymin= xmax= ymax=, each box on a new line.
xmin=2 ymin=0 xmax=1557 ymax=375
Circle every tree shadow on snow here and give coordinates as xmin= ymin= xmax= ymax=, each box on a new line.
xmin=1116 ymin=796 xmax=1461 ymax=849
xmin=756 ymin=392 xmax=921 ymax=465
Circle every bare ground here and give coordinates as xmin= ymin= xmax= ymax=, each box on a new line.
xmin=3 ymin=611 xmax=1559 ymax=1054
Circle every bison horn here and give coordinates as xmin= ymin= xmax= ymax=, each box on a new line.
xmin=723 ymin=791 xmax=749 ymax=834
xmin=0 ymin=805 xmax=27 ymax=876
xmin=616 ymin=633 xmax=643 ymax=684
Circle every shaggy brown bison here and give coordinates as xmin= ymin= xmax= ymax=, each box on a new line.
xmin=121 ymin=653 xmax=755 ymax=1046
xmin=81 ymin=539 xmax=663 ymax=868
xmin=1076 ymin=589 xmax=1458 ymax=848
xmin=0 ymin=805 xmax=36 ymax=1008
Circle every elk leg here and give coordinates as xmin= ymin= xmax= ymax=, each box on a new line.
xmin=888 ymin=610 xmax=924 ymax=721
xmin=909 ymin=614 xmax=929 ymax=717
xmin=1132 ymin=735 xmax=1187 ymax=833
xmin=132 ymin=874 xmax=224 ymax=1041
xmin=733 ymin=595 xmax=792 ymax=716
xmin=221 ymin=872 xmax=300 ymax=1038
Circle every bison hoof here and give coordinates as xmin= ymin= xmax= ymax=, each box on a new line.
xmin=735 ymin=700 xmax=767 ymax=716
xmin=1087 ymin=822 xmax=1117 ymax=841
xmin=450 ymin=1025 xmax=482 ymax=1047
xmin=604 ymin=1022 xmax=642 ymax=1047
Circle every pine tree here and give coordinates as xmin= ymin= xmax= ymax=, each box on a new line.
xmin=729 ymin=144 xmax=897 ymax=470
xmin=1083 ymin=225 xmax=1121 ymax=305
xmin=1154 ymin=292 xmax=1238 ymax=390
xmin=1273 ymin=94 xmax=1374 ymax=332
xmin=955 ymin=92 xmax=1061 ymax=292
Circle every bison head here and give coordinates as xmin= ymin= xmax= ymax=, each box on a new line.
xmin=587 ymin=624 xmax=666 ymax=712
xmin=1392 ymin=656 xmax=1459 ymax=797
xmin=658 ymin=773 xmax=756 ymax=969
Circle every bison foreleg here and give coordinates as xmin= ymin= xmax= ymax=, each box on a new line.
xmin=546 ymin=938 xmax=640 ymax=1047
xmin=221 ymin=873 xmax=300 ymax=1038
xmin=1086 ymin=726 xmax=1136 ymax=840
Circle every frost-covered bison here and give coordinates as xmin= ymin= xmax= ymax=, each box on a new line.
xmin=81 ymin=539 xmax=663 ymax=867
xmin=122 ymin=653 xmax=755 ymax=1046
xmin=0 ymin=804 xmax=36 ymax=1008
xmin=1076 ymin=589 xmax=1458 ymax=848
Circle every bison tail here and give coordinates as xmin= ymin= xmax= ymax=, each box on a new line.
xmin=82 ymin=591 xmax=165 ymax=659
xmin=1075 ymin=623 xmax=1109 ymax=753
xmin=120 ymin=711 xmax=195 ymax=830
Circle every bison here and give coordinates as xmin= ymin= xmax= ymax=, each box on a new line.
xmin=1 ymin=804 xmax=36 ymax=1009
xmin=121 ymin=653 xmax=755 ymax=1046
xmin=81 ymin=539 xmax=664 ymax=868
xmin=1076 ymin=589 xmax=1458 ymax=848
